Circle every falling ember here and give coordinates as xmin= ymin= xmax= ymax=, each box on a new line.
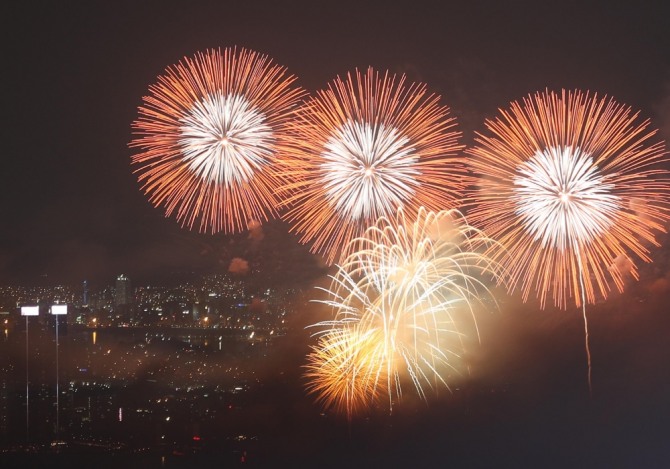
xmin=467 ymin=89 xmax=670 ymax=394
xmin=278 ymin=67 xmax=467 ymax=264
xmin=304 ymin=208 xmax=502 ymax=417
xmin=130 ymin=47 xmax=305 ymax=234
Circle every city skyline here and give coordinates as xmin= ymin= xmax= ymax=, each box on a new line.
xmin=1 ymin=262 xmax=669 ymax=466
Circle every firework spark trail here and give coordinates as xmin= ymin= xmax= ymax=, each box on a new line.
xmin=130 ymin=47 xmax=305 ymax=234
xmin=304 ymin=328 xmax=385 ymax=419
xmin=279 ymin=67 xmax=467 ymax=264
xmin=304 ymin=208 xmax=502 ymax=417
xmin=467 ymin=89 xmax=670 ymax=394
xmin=574 ymin=243 xmax=592 ymax=393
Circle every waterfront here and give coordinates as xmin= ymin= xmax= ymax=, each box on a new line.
xmin=0 ymin=323 xmax=295 ymax=466
xmin=1 ymin=291 xmax=670 ymax=467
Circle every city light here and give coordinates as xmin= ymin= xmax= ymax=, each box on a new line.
xmin=20 ymin=305 xmax=39 ymax=442
xmin=20 ymin=306 xmax=39 ymax=316
xmin=50 ymin=304 xmax=67 ymax=441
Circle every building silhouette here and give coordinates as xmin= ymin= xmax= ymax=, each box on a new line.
xmin=82 ymin=280 xmax=89 ymax=307
xmin=114 ymin=275 xmax=132 ymax=307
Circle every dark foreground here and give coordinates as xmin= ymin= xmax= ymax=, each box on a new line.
xmin=2 ymin=291 xmax=669 ymax=468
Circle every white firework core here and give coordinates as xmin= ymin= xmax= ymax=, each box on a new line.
xmin=321 ymin=120 xmax=420 ymax=221
xmin=513 ymin=146 xmax=620 ymax=251
xmin=179 ymin=93 xmax=274 ymax=186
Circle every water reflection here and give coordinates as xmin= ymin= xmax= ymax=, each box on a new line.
xmin=0 ymin=323 xmax=275 ymax=463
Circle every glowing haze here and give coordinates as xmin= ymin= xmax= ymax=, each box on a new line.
xmin=305 ymin=208 xmax=501 ymax=418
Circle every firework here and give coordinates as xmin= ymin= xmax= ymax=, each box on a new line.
xmin=467 ymin=90 xmax=670 ymax=393
xmin=467 ymin=89 xmax=669 ymax=308
xmin=304 ymin=328 xmax=385 ymax=418
xmin=130 ymin=47 xmax=305 ymax=234
xmin=305 ymin=208 xmax=501 ymax=416
xmin=279 ymin=67 xmax=467 ymax=264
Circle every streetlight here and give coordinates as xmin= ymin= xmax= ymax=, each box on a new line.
xmin=51 ymin=304 xmax=67 ymax=442
xmin=20 ymin=305 xmax=38 ymax=442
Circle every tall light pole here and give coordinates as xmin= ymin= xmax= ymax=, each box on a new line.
xmin=20 ymin=305 xmax=38 ymax=443
xmin=51 ymin=304 xmax=67 ymax=442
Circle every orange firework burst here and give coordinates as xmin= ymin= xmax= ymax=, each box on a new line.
xmin=304 ymin=328 xmax=386 ymax=418
xmin=467 ymin=89 xmax=670 ymax=310
xmin=305 ymin=208 xmax=501 ymax=417
xmin=279 ymin=67 xmax=467 ymax=264
xmin=467 ymin=89 xmax=670 ymax=394
xmin=130 ymin=47 xmax=305 ymax=234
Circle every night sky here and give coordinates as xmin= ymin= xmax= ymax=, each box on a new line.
xmin=2 ymin=2 xmax=670 ymax=466
xmin=2 ymin=0 xmax=669 ymax=286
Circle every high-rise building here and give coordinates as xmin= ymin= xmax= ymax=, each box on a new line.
xmin=82 ymin=280 xmax=89 ymax=307
xmin=114 ymin=275 xmax=132 ymax=306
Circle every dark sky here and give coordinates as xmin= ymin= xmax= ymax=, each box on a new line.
xmin=2 ymin=0 xmax=669 ymax=286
